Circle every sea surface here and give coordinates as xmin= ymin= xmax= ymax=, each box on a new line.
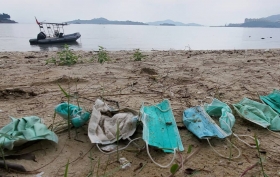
xmin=0 ymin=24 xmax=280 ymax=51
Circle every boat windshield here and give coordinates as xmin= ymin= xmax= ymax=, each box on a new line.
xmin=37 ymin=20 xmax=67 ymax=38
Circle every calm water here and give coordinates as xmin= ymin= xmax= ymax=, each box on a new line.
xmin=0 ymin=24 xmax=280 ymax=51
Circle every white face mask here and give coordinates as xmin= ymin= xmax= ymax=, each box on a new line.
xmin=88 ymin=99 xmax=138 ymax=145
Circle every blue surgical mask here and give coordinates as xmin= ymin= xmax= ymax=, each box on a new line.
xmin=183 ymin=106 xmax=229 ymax=139
xmin=204 ymin=98 xmax=235 ymax=136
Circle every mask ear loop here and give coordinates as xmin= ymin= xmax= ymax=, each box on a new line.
xmin=142 ymin=101 xmax=171 ymax=112
xmin=206 ymin=116 xmax=241 ymax=159
xmin=141 ymin=101 xmax=178 ymax=168
xmin=146 ymin=142 xmax=177 ymax=168
xmin=206 ymin=138 xmax=241 ymax=159
xmin=219 ymin=119 xmax=260 ymax=148
xmin=96 ymin=137 xmax=144 ymax=155
xmin=232 ymin=134 xmax=259 ymax=148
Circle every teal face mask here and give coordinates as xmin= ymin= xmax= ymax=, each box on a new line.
xmin=0 ymin=116 xmax=58 ymax=150
xmin=233 ymin=98 xmax=280 ymax=131
xmin=55 ymin=103 xmax=90 ymax=128
xmin=260 ymin=89 xmax=280 ymax=114
xmin=140 ymin=99 xmax=184 ymax=153
xmin=204 ymin=98 xmax=235 ymax=136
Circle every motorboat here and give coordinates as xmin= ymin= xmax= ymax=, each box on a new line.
xmin=29 ymin=17 xmax=81 ymax=45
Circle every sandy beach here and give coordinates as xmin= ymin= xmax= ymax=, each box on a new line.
xmin=0 ymin=49 xmax=280 ymax=176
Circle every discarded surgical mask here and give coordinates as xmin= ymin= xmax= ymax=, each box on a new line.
xmin=204 ymin=98 xmax=235 ymax=136
xmin=183 ymin=106 xmax=229 ymax=139
xmin=183 ymin=99 xmax=248 ymax=159
xmin=140 ymin=99 xmax=184 ymax=153
xmin=233 ymin=98 xmax=280 ymax=131
xmin=140 ymin=99 xmax=184 ymax=168
xmin=0 ymin=116 xmax=58 ymax=150
xmin=260 ymin=89 xmax=280 ymax=114
xmin=55 ymin=103 xmax=90 ymax=128
xmin=88 ymin=99 xmax=138 ymax=145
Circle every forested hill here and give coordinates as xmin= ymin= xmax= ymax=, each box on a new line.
xmin=68 ymin=17 xmax=148 ymax=25
xmin=0 ymin=13 xmax=17 ymax=23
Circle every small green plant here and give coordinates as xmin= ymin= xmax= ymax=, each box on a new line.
xmin=170 ymin=163 xmax=179 ymax=175
xmin=96 ymin=157 xmax=101 ymax=177
xmin=169 ymin=145 xmax=184 ymax=177
xmin=187 ymin=144 xmax=192 ymax=154
xmin=116 ymin=121 xmax=120 ymax=161
xmin=97 ymin=46 xmax=109 ymax=64
xmin=46 ymin=44 xmax=78 ymax=66
xmin=255 ymin=134 xmax=268 ymax=177
xmin=58 ymin=84 xmax=71 ymax=139
xmin=133 ymin=49 xmax=145 ymax=61
xmin=64 ymin=159 xmax=69 ymax=177
xmin=0 ymin=133 xmax=17 ymax=171
xmin=0 ymin=145 xmax=7 ymax=171
xmin=103 ymin=155 xmax=110 ymax=176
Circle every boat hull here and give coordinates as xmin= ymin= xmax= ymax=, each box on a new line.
xmin=29 ymin=32 xmax=81 ymax=45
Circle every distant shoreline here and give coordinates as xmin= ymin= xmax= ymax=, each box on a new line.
xmin=0 ymin=20 xmax=17 ymax=24
xmin=210 ymin=26 xmax=280 ymax=28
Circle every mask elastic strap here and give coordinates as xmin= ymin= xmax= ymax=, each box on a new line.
xmin=266 ymin=128 xmax=280 ymax=137
xmin=142 ymin=102 xmax=171 ymax=112
xmin=96 ymin=137 xmax=143 ymax=155
xmin=145 ymin=142 xmax=177 ymax=168
xmin=206 ymin=138 xmax=241 ymax=159
xmin=219 ymin=119 xmax=259 ymax=148
xmin=232 ymin=133 xmax=260 ymax=148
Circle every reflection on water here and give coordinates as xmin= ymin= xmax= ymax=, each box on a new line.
xmin=31 ymin=42 xmax=82 ymax=51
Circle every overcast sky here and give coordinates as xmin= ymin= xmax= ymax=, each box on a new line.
xmin=2 ymin=0 xmax=280 ymax=26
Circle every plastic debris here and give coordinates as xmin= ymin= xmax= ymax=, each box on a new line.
xmin=119 ymin=157 xmax=131 ymax=169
